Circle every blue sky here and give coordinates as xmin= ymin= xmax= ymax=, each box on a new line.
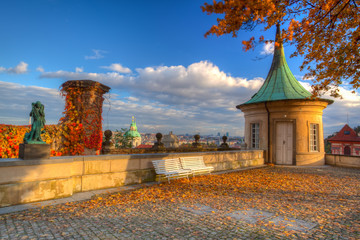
xmin=0 ymin=0 xmax=359 ymax=137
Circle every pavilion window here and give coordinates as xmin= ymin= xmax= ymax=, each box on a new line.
xmin=251 ymin=123 xmax=260 ymax=149
xmin=310 ymin=123 xmax=319 ymax=152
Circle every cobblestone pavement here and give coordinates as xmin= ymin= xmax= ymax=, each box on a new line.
xmin=0 ymin=166 xmax=359 ymax=239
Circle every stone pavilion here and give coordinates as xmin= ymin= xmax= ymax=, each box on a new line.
xmin=237 ymin=25 xmax=333 ymax=165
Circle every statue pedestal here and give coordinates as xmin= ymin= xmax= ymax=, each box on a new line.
xmin=219 ymin=143 xmax=229 ymax=149
xmin=152 ymin=142 xmax=165 ymax=150
xmin=101 ymin=144 xmax=113 ymax=155
xmin=19 ymin=144 xmax=50 ymax=160
xmin=192 ymin=143 xmax=202 ymax=148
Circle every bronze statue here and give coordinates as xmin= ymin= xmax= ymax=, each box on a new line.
xmin=24 ymin=101 xmax=46 ymax=144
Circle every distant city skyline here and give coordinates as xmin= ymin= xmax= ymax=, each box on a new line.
xmin=0 ymin=0 xmax=359 ymax=137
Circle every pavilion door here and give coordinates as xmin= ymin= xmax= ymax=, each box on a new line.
xmin=276 ymin=122 xmax=294 ymax=165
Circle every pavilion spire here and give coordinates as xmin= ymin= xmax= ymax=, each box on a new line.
xmin=240 ymin=24 xmax=311 ymax=106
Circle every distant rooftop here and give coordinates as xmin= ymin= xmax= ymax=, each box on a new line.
xmin=328 ymin=124 xmax=360 ymax=142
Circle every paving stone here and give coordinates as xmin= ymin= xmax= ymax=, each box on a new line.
xmin=180 ymin=204 xmax=217 ymax=215
xmin=0 ymin=166 xmax=359 ymax=239
xmin=269 ymin=216 xmax=318 ymax=232
xmin=70 ymin=192 xmax=96 ymax=201
xmin=226 ymin=209 xmax=274 ymax=224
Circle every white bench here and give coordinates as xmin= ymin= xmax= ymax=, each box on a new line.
xmin=180 ymin=156 xmax=214 ymax=176
xmin=152 ymin=158 xmax=192 ymax=183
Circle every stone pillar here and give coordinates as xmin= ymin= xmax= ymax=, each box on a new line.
xmin=61 ymin=80 xmax=110 ymax=155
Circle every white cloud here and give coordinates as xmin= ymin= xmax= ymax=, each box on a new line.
xmin=36 ymin=66 xmax=44 ymax=72
xmin=40 ymin=61 xmax=263 ymax=108
xmin=40 ymin=70 xmax=126 ymax=87
xmin=295 ymin=75 xmax=315 ymax=82
xmin=35 ymin=60 xmax=360 ymax=135
xmin=299 ymin=81 xmax=312 ymax=92
xmin=261 ymin=42 xmax=274 ymax=55
xmin=3 ymin=57 xmax=359 ymax=137
xmin=101 ymin=63 xmax=131 ymax=73
xmin=132 ymin=61 xmax=263 ymax=106
xmin=8 ymin=59 xmax=360 ymax=136
xmin=0 ymin=61 xmax=28 ymax=74
xmin=75 ymin=67 xmax=83 ymax=73
xmin=297 ymin=81 xmax=360 ymax=136
xmin=9 ymin=61 xmax=28 ymax=74
xmin=125 ymin=96 xmax=139 ymax=101
xmin=0 ymin=81 xmax=63 ymax=125
xmin=85 ymin=49 xmax=106 ymax=60
xmin=38 ymin=61 xmax=261 ymax=134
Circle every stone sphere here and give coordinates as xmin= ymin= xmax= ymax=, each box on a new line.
xmin=194 ymin=134 xmax=200 ymax=141
xmin=104 ymin=130 xmax=112 ymax=138
xmin=156 ymin=133 xmax=163 ymax=140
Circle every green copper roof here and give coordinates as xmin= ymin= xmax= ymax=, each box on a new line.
xmin=124 ymin=117 xmax=141 ymax=138
xmin=241 ymin=25 xmax=311 ymax=106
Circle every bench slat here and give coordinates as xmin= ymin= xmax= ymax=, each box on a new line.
xmin=152 ymin=159 xmax=192 ymax=183
xmin=152 ymin=157 xmax=214 ymax=182
xmin=180 ymin=156 xmax=214 ymax=176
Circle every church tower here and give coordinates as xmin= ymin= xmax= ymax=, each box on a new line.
xmin=124 ymin=117 xmax=142 ymax=148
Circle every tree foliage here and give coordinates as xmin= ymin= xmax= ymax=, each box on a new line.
xmin=353 ymin=125 xmax=360 ymax=134
xmin=324 ymin=133 xmax=336 ymax=153
xmin=0 ymin=124 xmax=61 ymax=158
xmin=114 ymin=128 xmax=133 ymax=149
xmin=202 ymin=0 xmax=360 ymax=97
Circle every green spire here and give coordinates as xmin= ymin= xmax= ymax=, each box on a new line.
xmin=124 ymin=116 xmax=141 ymax=138
xmin=242 ymin=24 xmax=311 ymax=105
xmin=130 ymin=116 xmax=137 ymax=131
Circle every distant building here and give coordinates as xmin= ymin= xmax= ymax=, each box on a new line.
xmin=236 ymin=24 xmax=332 ymax=166
xmin=328 ymin=124 xmax=360 ymax=156
xmin=124 ymin=117 xmax=141 ymax=148
xmin=163 ymin=131 xmax=179 ymax=148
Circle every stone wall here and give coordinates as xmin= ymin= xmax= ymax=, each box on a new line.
xmin=325 ymin=154 xmax=360 ymax=168
xmin=0 ymin=150 xmax=264 ymax=207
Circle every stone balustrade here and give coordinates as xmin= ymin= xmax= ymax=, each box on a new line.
xmin=325 ymin=154 xmax=360 ymax=168
xmin=0 ymin=150 xmax=264 ymax=207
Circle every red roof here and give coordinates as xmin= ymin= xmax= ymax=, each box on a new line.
xmin=328 ymin=124 xmax=360 ymax=142
xmin=135 ymin=144 xmax=153 ymax=149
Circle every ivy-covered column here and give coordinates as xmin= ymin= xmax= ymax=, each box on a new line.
xmin=60 ymin=80 xmax=110 ymax=155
